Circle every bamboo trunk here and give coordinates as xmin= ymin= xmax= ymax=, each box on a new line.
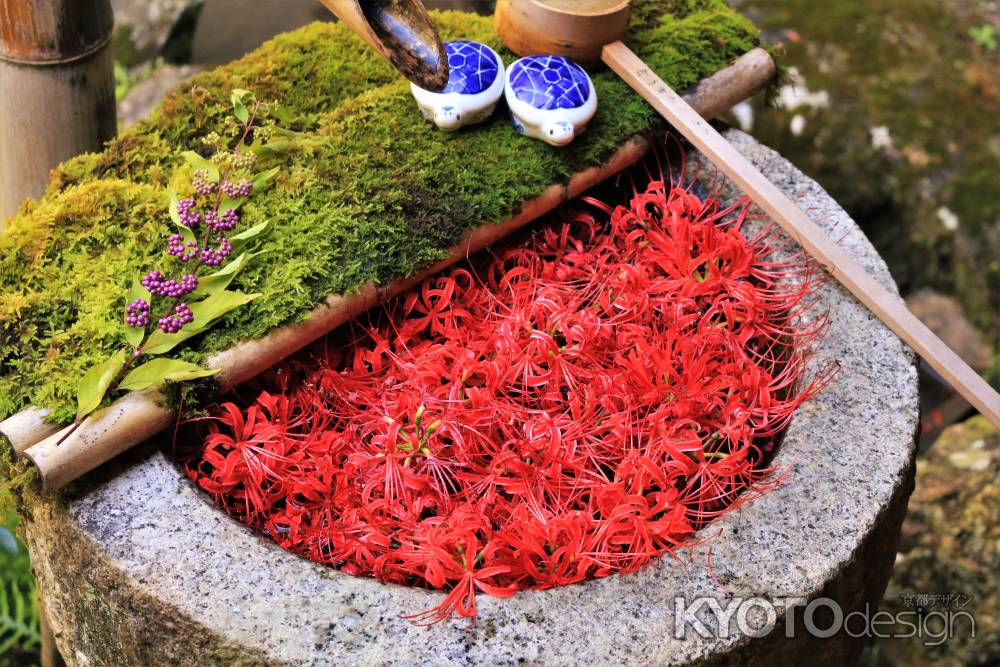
xmin=12 ymin=48 xmax=776 ymax=493
xmin=0 ymin=0 xmax=116 ymax=220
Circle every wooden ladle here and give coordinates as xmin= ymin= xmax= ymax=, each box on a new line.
xmin=317 ymin=0 xmax=449 ymax=90
xmin=498 ymin=0 xmax=1000 ymax=425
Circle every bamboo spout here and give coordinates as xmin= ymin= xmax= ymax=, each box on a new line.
xmin=317 ymin=0 xmax=448 ymax=90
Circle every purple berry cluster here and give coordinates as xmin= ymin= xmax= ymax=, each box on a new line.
xmin=142 ymin=271 xmax=198 ymax=298
xmin=201 ymin=237 xmax=232 ymax=267
xmin=125 ymin=299 xmax=150 ymax=328
xmin=122 ymin=116 xmax=263 ymax=342
xmin=206 ymin=208 xmax=239 ymax=232
xmin=193 ymin=170 xmax=216 ymax=196
xmin=177 ymin=197 xmax=202 ymax=229
xmin=167 ymin=234 xmax=200 ymax=262
xmin=88 ymin=91 xmax=266 ymax=423
xmin=157 ymin=303 xmax=194 ymax=334
xmin=221 ymin=178 xmax=252 ymax=198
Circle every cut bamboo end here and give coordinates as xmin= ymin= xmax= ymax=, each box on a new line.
xmin=316 ymin=0 xmax=449 ymax=91
xmin=0 ymin=408 xmax=61 ymax=455
xmin=495 ymin=0 xmax=631 ymax=67
xmin=0 ymin=0 xmax=113 ymax=65
xmin=24 ymin=391 xmax=172 ymax=494
xmin=12 ymin=48 xmax=776 ymax=493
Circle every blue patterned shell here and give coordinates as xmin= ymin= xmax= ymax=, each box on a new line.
xmin=508 ymin=56 xmax=591 ymax=111
xmin=440 ymin=41 xmax=500 ymax=95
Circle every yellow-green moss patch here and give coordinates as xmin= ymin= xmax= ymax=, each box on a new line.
xmin=0 ymin=1 xmax=759 ymax=423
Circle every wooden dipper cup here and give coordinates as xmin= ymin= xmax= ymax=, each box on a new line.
xmin=495 ymin=0 xmax=631 ymax=67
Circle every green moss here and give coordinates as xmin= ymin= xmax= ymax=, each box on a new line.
xmin=0 ymin=1 xmax=759 ymax=424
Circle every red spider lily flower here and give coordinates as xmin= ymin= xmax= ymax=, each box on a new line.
xmin=175 ymin=153 xmax=831 ymax=626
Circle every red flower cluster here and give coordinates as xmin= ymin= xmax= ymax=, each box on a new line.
xmin=179 ymin=174 xmax=827 ymax=624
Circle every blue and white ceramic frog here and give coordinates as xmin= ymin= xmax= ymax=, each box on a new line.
xmin=504 ymin=55 xmax=598 ymax=147
xmin=410 ymin=40 xmax=505 ymax=131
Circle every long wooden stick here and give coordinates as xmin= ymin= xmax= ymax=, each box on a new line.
xmin=602 ymin=41 xmax=1000 ymax=428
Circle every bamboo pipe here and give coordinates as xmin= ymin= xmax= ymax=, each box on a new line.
xmin=316 ymin=0 xmax=449 ymax=91
xmin=16 ymin=48 xmax=776 ymax=493
xmin=0 ymin=0 xmax=117 ymax=219
xmin=0 ymin=408 xmax=61 ymax=455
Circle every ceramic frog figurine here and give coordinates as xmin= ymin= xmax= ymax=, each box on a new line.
xmin=504 ymin=55 xmax=597 ymax=147
xmin=410 ymin=40 xmax=506 ymax=131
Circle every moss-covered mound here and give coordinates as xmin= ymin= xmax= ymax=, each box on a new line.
xmin=0 ymin=1 xmax=759 ymax=423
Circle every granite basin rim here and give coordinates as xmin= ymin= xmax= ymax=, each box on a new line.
xmin=30 ymin=131 xmax=919 ymax=666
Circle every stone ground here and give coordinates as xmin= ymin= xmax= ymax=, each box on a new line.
xmin=876 ymin=416 xmax=999 ymax=666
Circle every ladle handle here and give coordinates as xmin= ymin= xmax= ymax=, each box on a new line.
xmin=317 ymin=0 xmax=449 ymax=90
xmin=603 ymin=41 xmax=1000 ymax=428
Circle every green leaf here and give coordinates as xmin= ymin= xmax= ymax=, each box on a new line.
xmin=270 ymin=103 xmax=293 ymax=125
xmin=252 ymin=140 xmax=293 ymax=159
xmin=233 ymin=100 xmax=249 ymax=124
xmin=118 ymin=359 xmax=219 ymax=392
xmin=230 ymin=221 xmax=270 ymax=254
xmin=191 ymin=252 xmax=250 ymax=298
xmin=231 ymin=89 xmax=253 ymax=124
xmin=190 ymin=290 xmax=261 ymax=328
xmin=124 ymin=277 xmax=147 ymax=349
xmin=76 ymin=350 xmax=128 ymax=420
xmin=252 ymin=166 xmax=280 ymax=194
xmin=142 ymin=290 xmax=261 ymax=355
xmin=219 ymin=194 xmax=243 ymax=213
xmin=182 ymin=150 xmax=220 ymax=182
xmin=168 ymin=190 xmax=181 ymax=224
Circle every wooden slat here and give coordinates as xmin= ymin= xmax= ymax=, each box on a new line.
xmin=603 ymin=40 xmax=1000 ymax=428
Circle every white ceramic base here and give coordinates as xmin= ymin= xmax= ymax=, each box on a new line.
xmin=410 ymin=43 xmax=506 ymax=131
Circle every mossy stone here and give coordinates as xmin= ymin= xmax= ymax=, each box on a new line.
xmin=0 ymin=1 xmax=759 ymax=424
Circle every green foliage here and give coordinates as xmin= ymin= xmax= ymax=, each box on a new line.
xmin=76 ymin=351 xmax=128 ymax=420
xmin=0 ymin=507 xmax=40 ymax=666
xmin=231 ymin=89 xmax=254 ymax=125
xmin=142 ymin=290 xmax=262 ymax=355
xmin=181 ymin=151 xmax=220 ymax=182
xmin=0 ymin=0 xmax=760 ymax=424
xmin=113 ymin=62 xmax=131 ymax=102
xmin=70 ymin=89 xmax=270 ymax=421
xmin=118 ymin=359 xmax=219 ymax=392
xmin=969 ymin=24 xmax=997 ymax=51
xmin=193 ymin=252 xmax=255 ymax=298
xmin=0 ymin=569 xmax=39 ymax=663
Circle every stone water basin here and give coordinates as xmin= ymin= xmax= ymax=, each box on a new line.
xmin=25 ymin=131 xmax=918 ymax=666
